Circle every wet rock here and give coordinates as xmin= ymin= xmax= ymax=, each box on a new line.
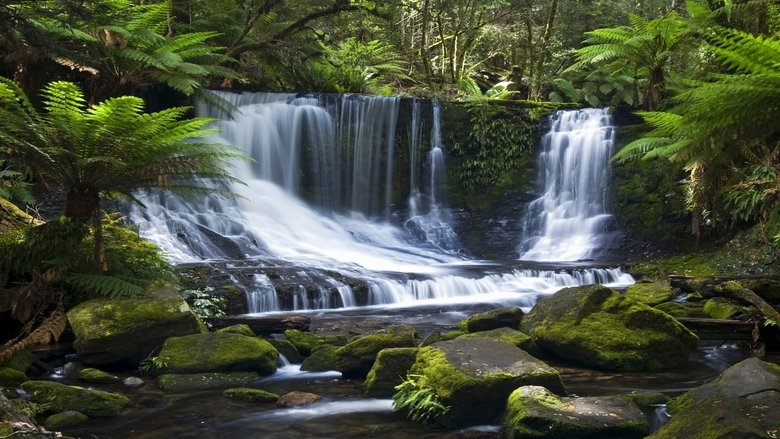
xmin=1 ymin=351 xmax=35 ymax=373
xmin=79 ymin=368 xmax=119 ymax=384
xmin=520 ymin=284 xmax=698 ymax=371
xmin=44 ymin=410 xmax=89 ymax=430
xmin=21 ymin=380 xmax=129 ymax=417
xmin=223 ymin=387 xmax=279 ymax=403
xmin=300 ymin=345 xmax=340 ymax=372
xmin=61 ymin=362 xmax=83 ymax=380
xmin=404 ymin=338 xmax=565 ymax=427
xmin=649 ymin=357 xmax=780 ymax=439
xmin=364 ymin=347 xmax=418 ymax=397
xmin=336 ymin=324 xmax=416 ymax=378
xmin=158 ymin=372 xmax=258 ymax=392
xmin=421 ymin=331 xmax=443 ymax=346
xmin=0 ymin=367 xmax=27 ymax=387
xmin=283 ymin=329 xmax=347 ymax=356
xmin=276 ymin=391 xmax=321 ymax=407
xmin=653 ymin=301 xmax=704 ymax=318
xmin=216 ymin=324 xmax=256 ymax=337
xmin=67 ymin=284 xmax=202 ymax=366
xmin=459 ymin=307 xmax=524 ymax=333
xmin=122 ymin=377 xmax=144 ymax=388
xmin=504 ymin=386 xmax=648 ymax=438
xmin=624 ymin=282 xmax=675 ymax=306
xmin=268 ymin=339 xmax=303 ymax=364
xmin=158 ymin=332 xmax=278 ymax=375
xmin=457 ymin=328 xmax=539 ymax=355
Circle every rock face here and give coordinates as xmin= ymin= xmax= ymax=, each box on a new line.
xmin=336 ymin=324 xmax=417 ymax=378
xmin=504 ymin=386 xmax=648 ymax=439
xmin=21 ymin=380 xmax=129 ymax=417
xmin=364 ymin=347 xmax=418 ymax=397
xmin=404 ymin=338 xmax=565 ymax=427
xmin=457 ymin=327 xmax=539 ymax=355
xmin=459 ymin=307 xmax=525 ymax=333
xmin=650 ymin=358 xmax=780 ymax=439
xmin=158 ymin=372 xmax=258 ymax=392
xmin=520 ymin=285 xmax=698 ymax=371
xmin=158 ymin=332 xmax=278 ymax=375
xmin=67 ymin=285 xmax=202 ymax=366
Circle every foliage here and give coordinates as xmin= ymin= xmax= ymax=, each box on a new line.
xmin=457 ymin=76 xmax=516 ymax=101
xmin=181 ymin=286 xmax=226 ymax=326
xmin=548 ymin=69 xmax=636 ymax=107
xmin=0 ymin=168 xmax=34 ymax=205
xmin=139 ymin=355 xmax=168 ymax=374
xmin=393 ymin=374 xmax=450 ymax=424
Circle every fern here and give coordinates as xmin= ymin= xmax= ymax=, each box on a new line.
xmin=393 ymin=374 xmax=450 ymax=424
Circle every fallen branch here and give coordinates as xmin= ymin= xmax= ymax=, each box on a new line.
xmin=716 ymin=281 xmax=780 ymax=325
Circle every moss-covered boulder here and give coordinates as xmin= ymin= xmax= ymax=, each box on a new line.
xmin=300 ymin=346 xmax=340 ymax=372
xmin=1 ymin=351 xmax=35 ymax=373
xmin=336 ymin=325 xmax=416 ymax=378
xmin=624 ymin=282 xmax=675 ymax=306
xmin=520 ymin=285 xmax=698 ymax=371
xmin=283 ymin=329 xmax=347 ymax=356
xmin=223 ymin=387 xmax=279 ymax=403
xmin=457 ymin=327 xmax=539 ymax=355
xmin=364 ymin=347 xmax=418 ymax=397
xmin=403 ymin=338 xmax=565 ymax=427
xmin=268 ymin=339 xmax=303 ymax=364
xmin=158 ymin=372 xmax=258 ymax=392
xmin=458 ymin=307 xmax=525 ymax=333
xmin=158 ymin=332 xmax=278 ymax=375
xmin=653 ymin=301 xmax=704 ymax=318
xmin=650 ymin=358 xmax=780 ymax=439
xmin=79 ymin=368 xmax=119 ymax=384
xmin=0 ymin=367 xmax=27 ymax=387
xmin=216 ymin=324 xmax=255 ymax=337
xmin=67 ymin=284 xmax=202 ymax=366
xmin=44 ymin=410 xmax=89 ymax=430
xmin=702 ymin=298 xmax=752 ymax=320
xmin=504 ymin=386 xmax=648 ymax=438
xmin=21 ymin=380 xmax=129 ymax=417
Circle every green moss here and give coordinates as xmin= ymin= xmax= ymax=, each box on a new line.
xmin=300 ymin=345 xmax=340 ymax=372
xmin=44 ymin=410 xmax=89 ymax=430
xmin=21 ymin=380 xmax=129 ymax=417
xmin=624 ymin=282 xmax=675 ymax=306
xmin=665 ymin=392 xmax=694 ymax=415
xmin=0 ymin=422 xmax=12 ymax=436
xmin=654 ymin=301 xmax=704 ymax=318
xmin=457 ymin=328 xmax=538 ymax=354
xmin=216 ymin=324 xmax=255 ymax=337
xmin=2 ymin=350 xmax=35 ymax=372
xmin=283 ymin=329 xmax=347 ymax=356
xmin=336 ymin=325 xmax=416 ymax=377
xmin=441 ymin=330 xmax=463 ymax=341
xmin=625 ymin=391 xmax=670 ymax=407
xmin=79 ymin=368 xmax=119 ymax=384
xmin=158 ymin=332 xmax=279 ymax=375
xmin=702 ymin=298 xmax=751 ymax=320
xmin=364 ymin=347 xmax=418 ymax=397
xmin=158 ymin=372 xmax=258 ymax=392
xmin=458 ymin=307 xmax=524 ymax=333
xmin=0 ymin=367 xmax=28 ymax=387
xmin=223 ymin=387 xmax=279 ymax=403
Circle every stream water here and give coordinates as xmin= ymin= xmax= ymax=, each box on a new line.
xmin=77 ymin=95 xmax=750 ymax=438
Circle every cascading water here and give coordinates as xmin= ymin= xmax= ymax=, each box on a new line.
xmin=519 ymin=108 xmax=617 ymax=262
xmin=129 ymin=94 xmax=632 ymax=313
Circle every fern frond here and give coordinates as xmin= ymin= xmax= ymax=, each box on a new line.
xmin=66 ymin=272 xmax=146 ymax=298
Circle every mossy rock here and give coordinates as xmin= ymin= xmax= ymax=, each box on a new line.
xmin=67 ymin=284 xmax=203 ymax=366
xmin=300 ymin=346 xmax=340 ymax=372
xmin=268 ymin=339 xmax=303 ymax=364
xmin=21 ymin=380 xmax=129 ymax=417
xmin=216 ymin=324 xmax=256 ymax=337
xmin=625 ymin=391 xmax=669 ymax=408
xmin=283 ymin=329 xmax=347 ymax=356
xmin=739 ymin=278 xmax=780 ymax=304
xmin=649 ymin=358 xmax=780 ymax=439
xmin=158 ymin=332 xmax=278 ymax=375
xmin=458 ymin=307 xmax=524 ymax=333
xmin=1 ymin=350 xmax=35 ymax=372
xmin=457 ymin=327 xmax=539 ymax=355
xmin=364 ymin=347 xmax=418 ymax=397
xmin=0 ymin=367 xmax=28 ymax=387
xmin=79 ymin=368 xmax=119 ymax=384
xmin=405 ymin=338 xmax=565 ymax=428
xmin=336 ymin=325 xmax=416 ymax=378
xmin=520 ymin=285 xmax=698 ymax=371
xmin=158 ymin=372 xmax=258 ymax=392
xmin=44 ymin=410 xmax=89 ymax=430
xmin=442 ymin=330 xmax=463 ymax=341
xmin=653 ymin=301 xmax=704 ymax=318
xmin=0 ymin=422 xmax=12 ymax=436
xmin=624 ymin=282 xmax=675 ymax=306
xmin=504 ymin=386 xmax=648 ymax=438
xmin=223 ymin=387 xmax=279 ymax=403
xmin=702 ymin=298 xmax=753 ymax=320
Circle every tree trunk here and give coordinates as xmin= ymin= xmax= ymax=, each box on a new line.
xmin=94 ymin=210 xmax=108 ymax=273
xmin=64 ymin=189 xmax=100 ymax=222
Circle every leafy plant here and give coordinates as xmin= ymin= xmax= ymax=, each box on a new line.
xmin=457 ymin=76 xmax=516 ymax=101
xmin=181 ymin=286 xmax=226 ymax=326
xmin=139 ymin=355 xmax=168 ymax=374
xmin=393 ymin=374 xmax=450 ymax=424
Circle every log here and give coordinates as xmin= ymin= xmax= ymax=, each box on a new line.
xmin=716 ymin=281 xmax=780 ymax=327
xmin=675 ymin=317 xmax=755 ymax=341
xmin=207 ymin=315 xmax=311 ymax=334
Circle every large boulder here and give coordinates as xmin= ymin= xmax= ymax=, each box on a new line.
xmin=457 ymin=327 xmax=539 ymax=355
xmin=364 ymin=347 xmax=418 ymax=397
xmin=283 ymin=329 xmax=347 ymax=356
xmin=158 ymin=332 xmax=278 ymax=375
xmin=401 ymin=338 xmax=565 ymax=427
xmin=300 ymin=346 xmax=340 ymax=372
xmin=67 ymin=284 xmax=202 ymax=366
xmin=158 ymin=372 xmax=258 ymax=392
xmin=336 ymin=324 xmax=416 ymax=377
xmin=649 ymin=358 xmax=780 ymax=439
xmin=520 ymin=285 xmax=698 ymax=371
xmin=459 ymin=307 xmax=525 ymax=333
xmin=504 ymin=386 xmax=648 ymax=438
xmin=624 ymin=282 xmax=675 ymax=306
xmin=21 ymin=380 xmax=129 ymax=417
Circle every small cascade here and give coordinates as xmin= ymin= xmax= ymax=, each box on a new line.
xmin=404 ymin=101 xmax=458 ymax=250
xmin=520 ymin=108 xmax=617 ymax=262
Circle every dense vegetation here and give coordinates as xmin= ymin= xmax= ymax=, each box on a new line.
xmin=1 ymin=0 xmax=779 ymax=359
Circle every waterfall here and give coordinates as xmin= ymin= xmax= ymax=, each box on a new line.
xmin=519 ymin=108 xmax=617 ymax=262
xmin=129 ymin=94 xmax=632 ymax=313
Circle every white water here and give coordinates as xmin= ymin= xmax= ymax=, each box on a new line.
xmin=520 ymin=108 xmax=617 ymax=262
xmin=129 ymin=94 xmax=632 ymax=312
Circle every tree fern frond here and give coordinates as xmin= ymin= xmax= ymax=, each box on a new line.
xmin=66 ymin=272 xmax=146 ymax=298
